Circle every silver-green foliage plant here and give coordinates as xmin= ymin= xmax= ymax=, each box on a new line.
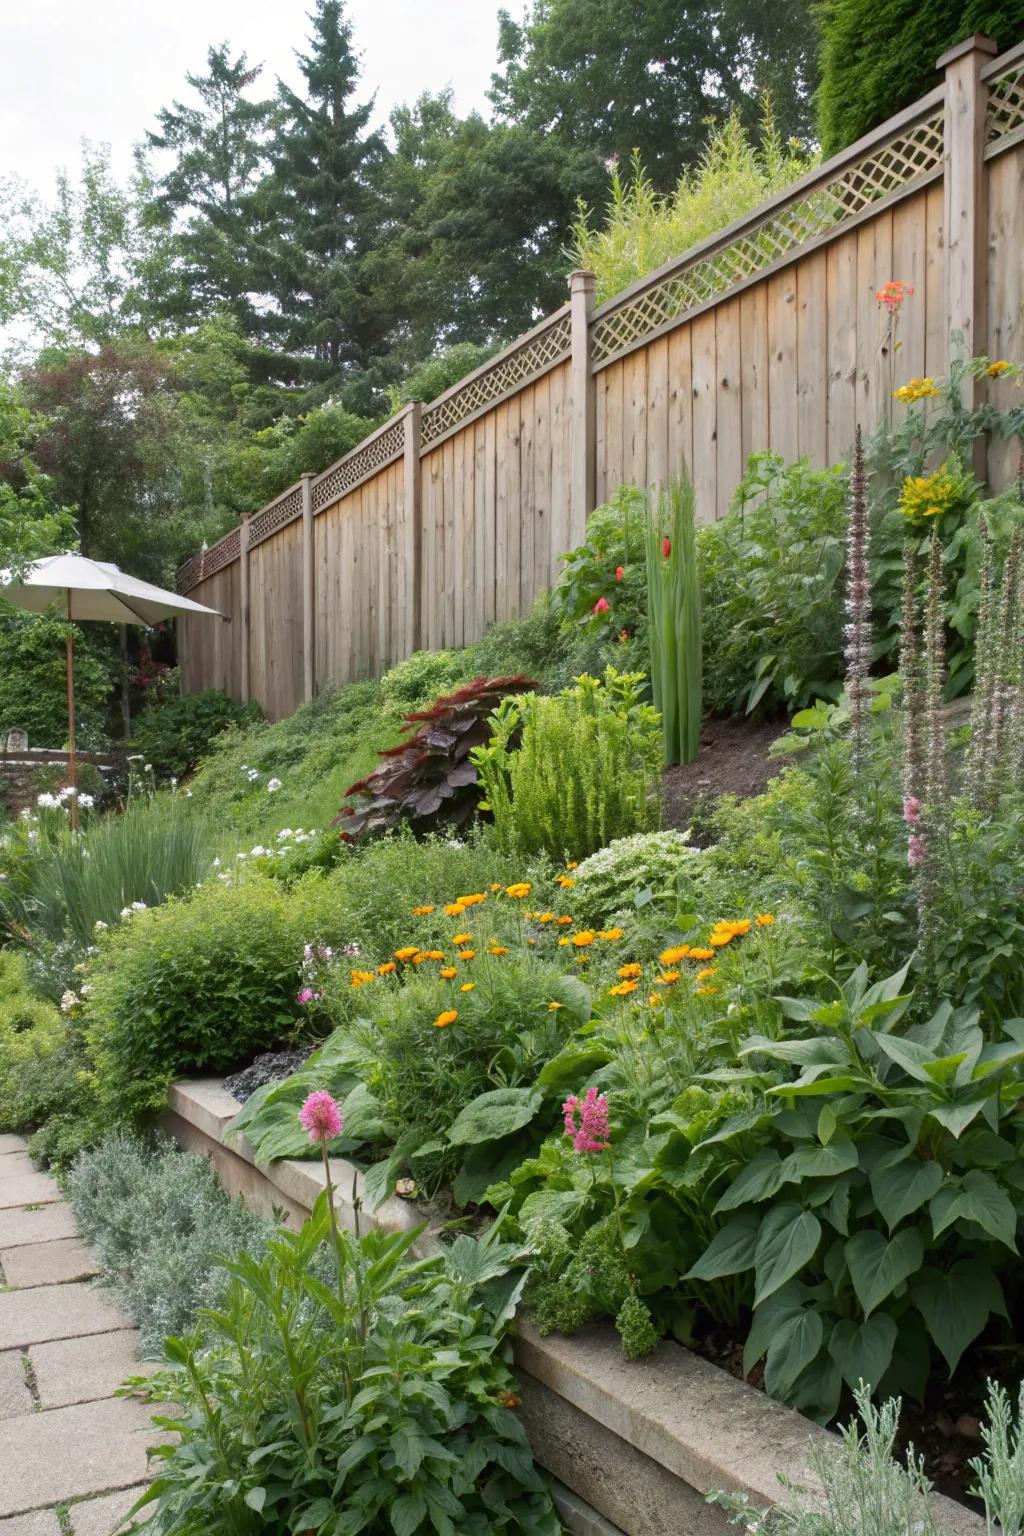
xmin=972 ymin=1380 xmax=1024 ymax=1536
xmin=473 ymin=668 xmax=662 ymax=859
xmin=570 ymin=829 xmax=696 ymax=924
xmin=65 ymin=1132 xmax=267 ymax=1354
xmin=646 ymin=473 xmax=702 ymax=765
xmin=712 ymin=1384 xmax=938 ymax=1536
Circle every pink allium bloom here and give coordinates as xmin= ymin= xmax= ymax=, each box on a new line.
xmin=562 ymin=1087 xmax=610 ymax=1154
xmin=903 ymin=796 xmax=922 ymax=824
xmin=907 ymin=834 xmax=926 ymax=868
xmin=298 ymin=1090 xmax=343 ymax=1144
xmin=594 ymin=596 xmax=610 ymax=615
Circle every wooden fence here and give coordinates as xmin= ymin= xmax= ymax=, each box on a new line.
xmin=178 ymin=35 xmax=1024 ymax=720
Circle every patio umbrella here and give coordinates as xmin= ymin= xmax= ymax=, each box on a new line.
xmin=0 ymin=551 xmax=223 ymax=830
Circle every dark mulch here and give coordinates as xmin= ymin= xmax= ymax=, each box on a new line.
xmin=661 ymin=714 xmax=786 ymax=834
xmin=224 ymin=1049 xmax=312 ymax=1104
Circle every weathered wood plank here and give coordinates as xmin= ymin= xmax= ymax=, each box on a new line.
xmin=739 ymin=281 xmax=768 ymax=469
xmin=767 ymin=270 xmax=798 ymax=465
xmin=826 ymin=231 xmax=858 ymax=464
xmin=715 ymin=296 xmax=743 ymax=515
xmin=796 ymin=249 xmax=828 ymax=467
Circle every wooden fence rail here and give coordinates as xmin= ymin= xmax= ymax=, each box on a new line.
xmin=178 ymin=35 xmax=1024 ymax=720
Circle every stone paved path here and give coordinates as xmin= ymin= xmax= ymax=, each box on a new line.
xmin=0 ymin=1135 xmax=158 ymax=1533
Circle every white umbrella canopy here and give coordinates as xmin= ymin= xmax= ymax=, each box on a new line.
xmin=0 ymin=551 xmax=223 ymax=828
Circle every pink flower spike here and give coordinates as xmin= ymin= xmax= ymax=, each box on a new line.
xmin=298 ymin=1090 xmax=343 ymax=1145
xmin=615 ymin=565 xmax=624 ymax=581
xmin=563 ymin=1086 xmax=610 ymax=1154
xmin=903 ymin=795 xmax=922 ymax=824
xmin=907 ymin=833 xmax=926 ymax=868
xmin=297 ymin=987 xmax=321 ymax=1004
xmin=594 ymin=596 xmax=610 ymax=615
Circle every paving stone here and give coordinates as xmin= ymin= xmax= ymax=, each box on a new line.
xmin=0 ymin=1282 xmax=130 ymax=1350
xmin=0 ymin=1238 xmax=98 ymax=1290
xmin=0 ymin=1395 xmax=164 ymax=1515
xmin=0 ymin=1204 xmax=78 ymax=1249
xmin=0 ymin=1154 xmax=34 ymax=1177
xmin=0 ymin=1511 xmax=62 ymax=1535
xmin=0 ymin=1349 xmax=33 ymax=1419
xmin=0 ymin=1174 xmax=61 ymax=1211
xmin=31 ymin=1328 xmax=151 ymax=1409
xmin=0 ymin=1136 xmax=26 ymax=1156
xmin=68 ymin=1486 xmax=152 ymax=1534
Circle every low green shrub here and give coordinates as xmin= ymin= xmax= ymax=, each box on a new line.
xmin=65 ymin=1133 xmax=267 ymax=1353
xmin=83 ymin=872 xmax=345 ymax=1122
xmin=0 ymin=951 xmax=65 ymax=1131
xmin=474 ymin=669 xmax=662 ymax=859
xmin=570 ymin=830 xmax=697 ymax=924
xmin=132 ymin=688 xmax=262 ymax=778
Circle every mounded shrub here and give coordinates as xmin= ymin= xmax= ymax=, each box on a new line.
xmin=570 ymin=829 xmax=698 ymax=924
xmin=132 ymin=687 xmax=262 ymax=777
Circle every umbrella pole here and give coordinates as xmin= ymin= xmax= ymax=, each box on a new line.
xmin=65 ymin=591 xmax=78 ymax=834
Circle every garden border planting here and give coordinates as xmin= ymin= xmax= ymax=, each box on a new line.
xmin=163 ymin=1077 xmax=986 ymax=1536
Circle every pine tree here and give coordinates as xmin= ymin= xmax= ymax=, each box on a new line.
xmin=259 ymin=0 xmax=390 ymax=405
xmin=145 ymin=44 xmax=275 ymax=336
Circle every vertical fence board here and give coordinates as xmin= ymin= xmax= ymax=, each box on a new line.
xmin=826 ymin=231 xmax=858 ymax=464
xmin=645 ymin=334 xmax=670 ymax=495
xmin=667 ymin=324 xmax=694 ymax=484
xmin=715 ymin=297 xmax=743 ymax=516
xmin=739 ymin=283 xmax=769 ymax=469
xmin=690 ymin=312 xmax=717 ymax=522
xmin=797 ymin=251 xmax=828 ymax=466
xmin=987 ymin=141 xmax=1024 ymax=489
xmin=767 ymin=270 xmax=799 ymax=465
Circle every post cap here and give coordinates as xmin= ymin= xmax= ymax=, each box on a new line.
xmin=936 ymin=33 xmax=997 ymax=69
xmin=569 ymin=268 xmax=597 ymax=291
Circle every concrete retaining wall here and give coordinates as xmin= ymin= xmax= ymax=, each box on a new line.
xmin=163 ymin=1078 xmax=984 ymax=1536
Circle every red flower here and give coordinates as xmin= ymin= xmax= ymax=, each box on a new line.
xmin=594 ymin=596 xmax=610 ymax=615
xmin=662 ymin=536 xmax=671 ymax=559
xmin=615 ymin=565 xmax=624 ymax=581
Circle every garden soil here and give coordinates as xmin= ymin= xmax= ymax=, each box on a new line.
xmin=661 ymin=715 xmax=785 ymax=833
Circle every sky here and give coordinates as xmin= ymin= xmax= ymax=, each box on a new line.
xmin=0 ymin=0 xmax=512 ymax=196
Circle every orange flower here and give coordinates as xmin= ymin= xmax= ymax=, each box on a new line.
xmin=490 ymin=883 xmax=502 ymax=892
xmin=556 ymin=915 xmax=574 ymax=927
xmin=557 ymin=875 xmax=576 ymax=889
xmin=452 ymin=933 xmax=473 ymax=946
xmin=696 ymin=966 xmax=718 ymax=982
xmin=440 ymin=966 xmax=458 ymax=980
xmin=657 ymin=970 xmax=680 ymax=985
xmin=394 ymin=947 xmax=420 ymax=962
xmin=608 ymin=979 xmax=638 ymax=996
xmin=648 ymin=992 xmax=664 ymax=1007
xmin=445 ymin=902 xmax=466 ymax=917
xmin=756 ymin=913 xmax=775 ymax=927
xmin=598 ymin=928 xmax=624 ymax=941
xmin=350 ymin=969 xmax=376 ymax=987
xmin=505 ymin=882 xmax=532 ymax=899
xmin=659 ymin=945 xmax=690 ymax=965
xmin=458 ymin=893 xmax=487 ymax=907
xmin=488 ymin=944 xmax=509 ymax=956
xmin=537 ymin=911 xmax=556 ymax=924
xmin=688 ymin=947 xmax=715 ymax=961
xmin=433 ymin=1009 xmax=458 ymax=1029
xmin=377 ymin=961 xmax=397 ymax=975
xmin=617 ymin=963 xmax=642 ymax=979
xmin=565 ymin=861 xmax=578 ymax=870
xmin=460 ymin=982 xmax=476 ymax=993
xmin=459 ymin=949 xmax=477 ymax=961
xmin=571 ymin=930 xmax=596 ymax=947
xmin=412 ymin=904 xmax=435 ymax=916
xmin=421 ymin=949 xmax=445 ymax=961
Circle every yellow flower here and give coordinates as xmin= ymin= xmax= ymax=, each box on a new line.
xmin=505 ymin=882 xmax=532 ymax=898
xmin=537 ymin=911 xmax=556 ymax=924
xmin=440 ymin=966 xmax=458 ymax=980
xmin=377 ymin=961 xmax=397 ymax=975
xmin=558 ymin=936 xmax=571 ymax=946
xmin=710 ymin=919 xmax=751 ymax=941
xmin=695 ymin=985 xmax=719 ymax=997
xmin=460 ymin=982 xmax=476 ymax=992
xmin=572 ymin=930 xmax=596 ymax=947
xmin=556 ymin=915 xmax=574 ymax=927
xmin=412 ymin=904 xmax=435 ymax=916
xmin=527 ymin=938 xmax=536 ymax=946
xmin=557 ymin=875 xmax=576 ymax=889
xmin=756 ymin=913 xmax=775 ymax=927
xmin=696 ymin=966 xmax=718 ymax=982
xmin=898 ymin=464 xmax=962 ymax=524
xmin=598 ymin=928 xmax=624 ymax=941
xmin=565 ymin=860 xmax=578 ymax=870
xmin=657 ymin=970 xmax=680 ymax=985
xmin=490 ymin=883 xmax=502 ymax=892
xmin=608 ymin=979 xmax=638 ymax=996
xmin=648 ymin=992 xmax=664 ymax=1007
xmin=445 ymin=902 xmax=466 ymax=917
xmin=350 ymin=969 xmax=376 ymax=987
xmin=659 ymin=945 xmax=690 ymax=965
xmin=893 ymin=377 xmax=940 ymax=402
xmin=433 ymin=1009 xmax=458 ymax=1029
xmin=987 ymin=359 xmax=1012 ymax=377
xmin=547 ymin=1000 xmax=563 ymax=1011
xmin=488 ymin=944 xmax=509 ymax=956
xmin=458 ymin=893 xmax=487 ymax=907
xmin=459 ymin=948 xmax=477 ymax=961
xmin=394 ymin=946 xmax=420 ymax=962
xmin=452 ymin=933 xmax=473 ymax=945
xmin=688 ymin=947 xmax=716 ymax=961
xmin=617 ymin=962 xmax=642 ymax=979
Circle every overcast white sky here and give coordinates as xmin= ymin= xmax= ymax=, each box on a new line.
xmin=0 ymin=0 xmax=511 ymax=195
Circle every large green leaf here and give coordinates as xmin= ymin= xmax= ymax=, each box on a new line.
xmin=829 ymin=1314 xmax=897 ymax=1393
xmin=949 ymin=1169 xmax=1018 ymax=1251
xmin=780 ymin=1141 xmax=859 ymax=1184
xmin=446 ymin=1087 xmax=543 ymax=1147
xmin=763 ymin=1309 xmax=823 ymax=1398
xmin=912 ymin=1260 xmax=1007 ymax=1373
xmin=869 ymin=1154 xmax=944 ymax=1232
xmin=685 ymin=1210 xmax=760 ymax=1282
xmin=742 ymin=1282 xmax=808 ymax=1375
xmin=713 ymin=1150 xmax=786 ymax=1213
xmin=844 ymin=1226 xmax=923 ymax=1316
xmin=753 ymin=1205 xmax=822 ymax=1305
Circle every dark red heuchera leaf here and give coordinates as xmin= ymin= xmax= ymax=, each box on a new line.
xmin=334 ymin=675 xmax=536 ymax=841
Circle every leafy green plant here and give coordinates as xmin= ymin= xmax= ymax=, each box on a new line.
xmin=132 ymin=687 xmax=262 ymax=777
xmin=570 ymin=830 xmax=697 ymax=924
xmin=65 ymin=1132 xmax=267 ymax=1353
xmin=0 ymin=609 xmax=117 ymax=750
xmin=0 ymin=950 xmax=65 ymax=1131
xmin=700 ymin=452 xmax=848 ymax=716
xmin=130 ymin=1202 xmax=560 ymax=1535
xmin=474 ymin=668 xmax=662 ymax=859
xmin=970 ymin=1380 xmax=1024 ymax=1536
xmin=646 ymin=474 xmax=701 ymax=764
xmin=337 ymin=676 xmax=537 ymax=841
xmin=549 ymin=485 xmax=650 ymax=668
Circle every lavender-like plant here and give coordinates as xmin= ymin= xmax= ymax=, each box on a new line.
xmin=966 ymin=515 xmax=996 ymax=802
xmin=844 ymin=427 xmax=872 ymax=774
xmin=898 ymin=544 xmax=925 ymax=874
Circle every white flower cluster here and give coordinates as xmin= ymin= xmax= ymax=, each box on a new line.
xmin=60 ymin=989 xmax=82 ymax=1014
xmin=36 ymin=787 xmax=96 ymax=811
xmin=119 ymin=901 xmax=148 ymax=918
xmin=211 ymin=828 xmax=319 ymax=884
xmin=239 ymin=766 xmax=283 ymax=793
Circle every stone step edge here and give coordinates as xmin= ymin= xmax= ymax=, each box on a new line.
xmin=165 ymin=1077 xmax=983 ymax=1536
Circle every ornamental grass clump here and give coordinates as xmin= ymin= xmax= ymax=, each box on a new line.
xmin=646 ymin=473 xmax=702 ymax=765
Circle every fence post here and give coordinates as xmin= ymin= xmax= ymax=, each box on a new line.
xmin=569 ymin=269 xmax=597 ymax=545
xmin=940 ymin=33 xmax=996 ymax=419
xmin=239 ymin=513 xmax=251 ymax=704
xmin=301 ymin=473 xmax=315 ymax=701
xmin=402 ymin=401 xmax=423 ymax=658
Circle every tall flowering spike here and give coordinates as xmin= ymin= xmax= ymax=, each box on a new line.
xmin=844 ymin=426 xmax=872 ymax=774
xmin=914 ymin=530 xmax=948 ymax=944
xmin=899 ymin=542 xmax=924 ymax=814
xmin=298 ymin=1090 xmax=343 ymax=1145
xmin=562 ymin=1086 xmax=610 ymax=1154
xmin=1008 ymin=533 xmax=1024 ymax=782
xmin=967 ymin=515 xmax=996 ymax=803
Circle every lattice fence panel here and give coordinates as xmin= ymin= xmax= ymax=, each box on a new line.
xmin=988 ymin=63 xmax=1024 ymax=142
xmin=248 ymin=485 xmax=304 ymax=548
xmin=178 ymin=524 xmax=240 ymax=592
xmin=421 ymin=312 xmax=572 ymax=446
xmin=312 ymin=419 xmax=405 ymax=512
xmin=592 ymin=109 xmax=945 ymax=364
